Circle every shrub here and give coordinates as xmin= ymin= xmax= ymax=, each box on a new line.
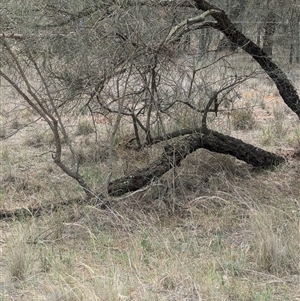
xmin=76 ymin=120 xmax=94 ymax=136
xmin=11 ymin=120 xmax=21 ymax=129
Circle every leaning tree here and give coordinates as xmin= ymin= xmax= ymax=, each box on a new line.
xmin=1 ymin=0 xmax=299 ymax=204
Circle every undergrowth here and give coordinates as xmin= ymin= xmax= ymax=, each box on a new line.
xmin=1 ymin=83 xmax=299 ymax=301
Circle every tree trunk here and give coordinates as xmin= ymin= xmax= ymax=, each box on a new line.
xmin=257 ymin=24 xmax=261 ymax=47
xmin=290 ymin=11 xmax=300 ymax=64
xmin=194 ymin=0 xmax=300 ymax=118
xmin=262 ymin=12 xmax=276 ymax=57
xmin=108 ymin=128 xmax=284 ymax=196
xmin=290 ymin=43 xmax=294 ymax=65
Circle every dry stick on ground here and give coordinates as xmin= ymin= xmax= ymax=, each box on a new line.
xmin=0 ymin=199 xmax=83 ymax=220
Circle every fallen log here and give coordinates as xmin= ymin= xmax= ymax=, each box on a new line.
xmin=108 ymin=128 xmax=284 ymax=196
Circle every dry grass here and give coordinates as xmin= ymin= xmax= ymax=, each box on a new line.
xmin=231 ymin=108 xmax=256 ymax=131
xmin=1 ymin=186 xmax=299 ymax=300
xmin=1 ymin=74 xmax=300 ymax=301
xmin=1 ymin=150 xmax=299 ymax=301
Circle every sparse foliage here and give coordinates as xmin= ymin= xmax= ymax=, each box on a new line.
xmin=1 ymin=2 xmax=300 ymax=300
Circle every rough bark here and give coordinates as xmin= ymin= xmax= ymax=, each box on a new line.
xmin=194 ymin=0 xmax=300 ymax=118
xmin=108 ymin=128 xmax=284 ymax=196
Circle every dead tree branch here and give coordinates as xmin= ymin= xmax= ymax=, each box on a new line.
xmin=108 ymin=129 xmax=284 ymax=196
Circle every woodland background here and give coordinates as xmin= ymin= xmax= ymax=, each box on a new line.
xmin=0 ymin=1 xmax=299 ymax=300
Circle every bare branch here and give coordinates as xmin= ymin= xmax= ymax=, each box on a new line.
xmin=166 ymin=10 xmax=218 ymax=44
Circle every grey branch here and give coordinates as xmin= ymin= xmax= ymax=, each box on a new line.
xmin=166 ymin=10 xmax=218 ymax=44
